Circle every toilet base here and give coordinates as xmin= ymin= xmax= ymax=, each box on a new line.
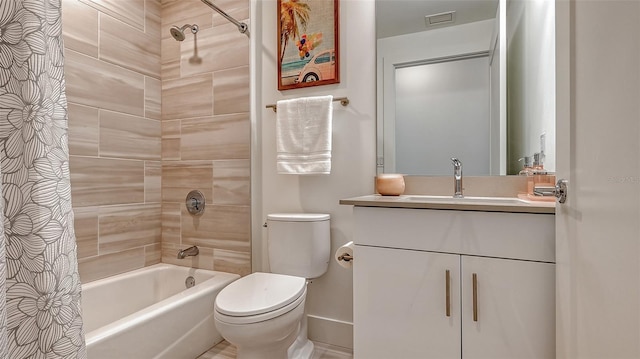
xmin=288 ymin=336 xmax=314 ymax=359
xmin=288 ymin=304 xmax=314 ymax=359
xmin=236 ymin=335 xmax=297 ymax=359
xmin=232 ymin=319 xmax=300 ymax=359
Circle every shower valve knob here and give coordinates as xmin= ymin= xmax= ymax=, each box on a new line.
xmin=185 ymin=190 xmax=206 ymax=216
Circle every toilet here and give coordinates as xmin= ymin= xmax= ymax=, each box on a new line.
xmin=214 ymin=213 xmax=330 ymax=359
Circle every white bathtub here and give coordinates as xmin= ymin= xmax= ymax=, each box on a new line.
xmin=82 ymin=263 xmax=240 ymax=359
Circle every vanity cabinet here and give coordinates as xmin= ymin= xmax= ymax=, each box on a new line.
xmin=352 ymin=206 xmax=555 ymax=359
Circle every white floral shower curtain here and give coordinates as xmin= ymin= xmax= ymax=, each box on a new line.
xmin=0 ymin=0 xmax=86 ymax=357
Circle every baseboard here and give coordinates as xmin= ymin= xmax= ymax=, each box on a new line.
xmin=307 ymin=314 xmax=353 ymax=350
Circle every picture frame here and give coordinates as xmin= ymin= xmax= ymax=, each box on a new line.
xmin=277 ymin=0 xmax=340 ymax=91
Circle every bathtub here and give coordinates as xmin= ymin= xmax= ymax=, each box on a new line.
xmin=82 ymin=263 xmax=240 ymax=359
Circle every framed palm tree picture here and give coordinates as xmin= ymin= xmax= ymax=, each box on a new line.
xmin=278 ymin=0 xmax=340 ymax=90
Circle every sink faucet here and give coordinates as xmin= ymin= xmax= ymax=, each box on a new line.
xmin=177 ymin=246 xmax=199 ymax=259
xmin=451 ymin=158 xmax=463 ymax=198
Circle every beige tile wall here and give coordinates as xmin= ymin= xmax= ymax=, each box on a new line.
xmin=63 ymin=0 xmax=163 ymax=282
xmin=160 ymin=0 xmax=251 ymax=277
xmin=63 ymin=0 xmax=250 ymax=282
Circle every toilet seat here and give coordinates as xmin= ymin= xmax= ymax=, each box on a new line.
xmin=215 ymin=272 xmax=306 ymax=325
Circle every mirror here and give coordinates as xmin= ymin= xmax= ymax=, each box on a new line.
xmin=376 ymin=0 xmax=556 ymax=176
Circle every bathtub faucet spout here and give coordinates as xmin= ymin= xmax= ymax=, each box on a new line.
xmin=177 ymin=246 xmax=199 ymax=259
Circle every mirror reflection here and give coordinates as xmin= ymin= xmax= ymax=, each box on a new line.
xmin=376 ymin=0 xmax=556 ymax=176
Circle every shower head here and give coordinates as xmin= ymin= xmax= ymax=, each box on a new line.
xmin=170 ymin=24 xmax=199 ymax=41
xmin=169 ymin=26 xmax=185 ymax=41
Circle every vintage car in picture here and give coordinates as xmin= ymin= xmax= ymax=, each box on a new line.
xmin=295 ymin=49 xmax=336 ymax=83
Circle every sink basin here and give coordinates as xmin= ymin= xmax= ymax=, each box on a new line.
xmin=405 ymin=195 xmax=531 ymax=205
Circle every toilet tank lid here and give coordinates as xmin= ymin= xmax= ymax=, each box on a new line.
xmin=267 ymin=213 xmax=330 ymax=222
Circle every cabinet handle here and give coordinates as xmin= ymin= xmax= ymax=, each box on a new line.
xmin=445 ymin=270 xmax=451 ymax=317
xmin=472 ymin=273 xmax=478 ymax=322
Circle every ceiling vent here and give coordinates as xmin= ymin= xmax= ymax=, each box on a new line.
xmin=425 ymin=11 xmax=456 ymax=27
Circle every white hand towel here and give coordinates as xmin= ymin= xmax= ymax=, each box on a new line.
xmin=276 ymin=95 xmax=333 ymax=174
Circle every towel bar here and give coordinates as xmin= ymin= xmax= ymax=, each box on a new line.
xmin=266 ymin=97 xmax=349 ymax=112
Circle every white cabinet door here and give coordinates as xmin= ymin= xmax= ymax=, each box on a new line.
xmin=354 ymin=245 xmax=461 ymax=359
xmin=461 ymin=256 xmax=555 ymax=359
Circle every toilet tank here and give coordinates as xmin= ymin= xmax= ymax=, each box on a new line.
xmin=267 ymin=213 xmax=330 ymax=279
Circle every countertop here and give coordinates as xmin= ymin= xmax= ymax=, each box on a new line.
xmin=339 ymin=194 xmax=556 ymax=214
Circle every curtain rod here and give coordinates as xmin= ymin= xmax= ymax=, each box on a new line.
xmin=266 ymin=97 xmax=350 ymax=112
xmin=200 ymin=0 xmax=249 ymax=36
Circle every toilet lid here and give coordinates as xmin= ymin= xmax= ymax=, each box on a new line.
xmin=215 ymin=272 xmax=306 ymax=317
xmin=267 ymin=213 xmax=330 ymax=222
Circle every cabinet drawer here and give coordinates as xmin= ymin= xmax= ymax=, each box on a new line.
xmin=353 ymin=207 xmax=554 ymax=262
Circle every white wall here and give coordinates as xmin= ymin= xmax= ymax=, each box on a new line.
xmin=376 ymin=19 xmax=495 ymax=62
xmin=506 ymin=0 xmax=555 ymax=173
xmin=489 ymin=0 xmax=507 ymax=175
xmin=256 ymin=0 xmax=376 ymax=348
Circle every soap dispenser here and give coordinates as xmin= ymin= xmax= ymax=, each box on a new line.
xmin=517 ymin=156 xmax=535 ymax=197
xmin=529 ymin=153 xmax=556 ymax=201
xmin=532 ymin=153 xmax=545 ymax=173
xmin=518 ymin=156 xmax=534 ymax=176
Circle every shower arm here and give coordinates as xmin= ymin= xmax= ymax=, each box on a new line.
xmin=200 ymin=0 xmax=249 ymax=36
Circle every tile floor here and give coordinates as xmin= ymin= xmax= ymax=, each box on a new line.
xmin=198 ymin=340 xmax=353 ymax=359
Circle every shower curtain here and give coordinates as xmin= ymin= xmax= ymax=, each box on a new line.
xmin=0 ymin=0 xmax=86 ymax=357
